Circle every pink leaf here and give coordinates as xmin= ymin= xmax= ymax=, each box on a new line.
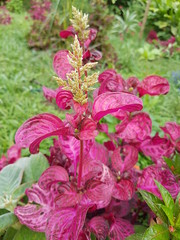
xmin=161 ymin=122 xmax=180 ymax=151
xmin=59 ymin=26 xmax=75 ymax=38
xmin=138 ymin=75 xmax=170 ymax=97
xmin=7 ymin=144 xmax=21 ymax=164
xmin=79 ymin=118 xmax=98 ymax=140
xmin=38 ymin=166 xmax=69 ymax=190
xmin=59 ymin=135 xmax=80 ymax=174
xmin=116 ymin=112 xmax=152 ymax=142
xmin=87 ymin=216 xmax=109 ymax=240
xmin=92 ymin=92 xmax=143 ymax=121
xmin=46 ymin=205 xmax=90 ymax=240
xmin=109 ymin=218 xmax=134 ymax=240
xmin=140 ymin=133 xmax=175 ymax=164
xmin=89 ymin=50 xmax=102 ymax=62
xmin=42 ymin=86 xmax=57 ymax=102
xmin=111 ymin=145 xmax=138 ymax=173
xmin=112 ymin=179 xmax=134 ymax=201
xmin=85 ymin=180 xmax=113 ymax=209
xmin=84 ymin=28 xmax=97 ymax=49
xmin=15 ymin=113 xmax=69 ymax=154
xmin=53 ymin=50 xmax=73 ymax=79
xmin=56 ymin=89 xmax=73 ymax=109
xmin=55 ymin=183 xmax=82 ymax=208
xmin=98 ymin=69 xmax=117 ymax=83
xmin=88 ymin=141 xmax=109 ymax=165
xmin=137 ymin=166 xmax=179 ymax=199
xmin=14 ymin=184 xmax=55 ymax=231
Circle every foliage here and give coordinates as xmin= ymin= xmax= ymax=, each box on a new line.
xmin=111 ymin=9 xmax=139 ymax=36
xmin=89 ymin=0 xmax=117 ymax=66
xmin=0 ymin=6 xmax=11 ymax=25
xmin=0 ymin=4 xmax=180 ymax=240
xmin=144 ymin=0 xmax=180 ymax=43
xmin=6 ymin=0 xmax=23 ymax=13
xmin=138 ymin=181 xmax=180 ymax=240
xmin=0 ymin=6 xmax=179 ymax=240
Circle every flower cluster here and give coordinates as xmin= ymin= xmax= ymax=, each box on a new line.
xmin=12 ymin=7 xmax=180 ymax=240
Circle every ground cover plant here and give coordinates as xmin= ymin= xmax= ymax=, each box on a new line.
xmin=0 ymin=5 xmax=180 ymax=240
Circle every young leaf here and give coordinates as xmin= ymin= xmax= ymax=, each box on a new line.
xmin=0 ymin=213 xmax=18 ymax=236
xmin=154 ymin=180 xmax=174 ymax=211
xmin=13 ymin=226 xmax=46 ymax=240
xmin=14 ymin=153 xmax=49 ymax=183
xmin=175 ymin=212 xmax=180 ymax=228
xmin=143 ymin=224 xmax=170 ymax=240
xmin=139 ymin=190 xmax=168 ymax=223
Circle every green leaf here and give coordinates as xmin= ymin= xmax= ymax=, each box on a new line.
xmin=126 ymin=233 xmax=144 ymax=240
xmin=0 ymin=213 xmax=18 ymax=236
xmin=171 ymin=229 xmax=180 ymax=239
xmin=12 ymin=182 xmax=33 ymax=201
xmin=14 ymin=153 xmax=49 ymax=183
xmin=174 ymin=154 xmax=180 ymax=175
xmin=154 ymin=180 xmax=174 ymax=211
xmin=174 ymin=192 xmax=180 ymax=218
xmin=143 ymin=224 xmax=170 ymax=240
xmin=13 ymin=226 xmax=46 ymax=240
xmin=175 ymin=212 xmax=180 ymax=228
xmin=139 ymin=190 xmax=168 ymax=223
xmin=161 ymin=205 xmax=174 ymax=226
xmin=163 ymin=157 xmax=174 ymax=170
xmin=3 ymin=227 xmax=17 ymax=240
xmin=0 ymin=165 xmax=23 ymax=196
xmin=134 ymin=225 xmax=147 ymax=233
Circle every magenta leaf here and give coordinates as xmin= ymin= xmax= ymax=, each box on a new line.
xmin=98 ymin=69 xmax=117 ymax=83
xmin=109 ymin=217 xmax=134 ymax=240
xmin=161 ymin=122 xmax=180 ymax=151
xmin=15 ymin=113 xmax=69 ymax=154
xmin=88 ymin=141 xmax=109 ymax=165
xmin=138 ymin=75 xmax=170 ymax=97
xmin=38 ymin=166 xmax=69 ymax=190
xmin=56 ymin=89 xmax=73 ymax=109
xmin=53 ymin=50 xmax=73 ymax=79
xmin=59 ymin=135 xmax=81 ymax=174
xmin=46 ymin=205 xmax=90 ymax=240
xmin=59 ymin=26 xmax=75 ymax=38
xmin=140 ymin=133 xmax=175 ymax=164
xmin=84 ymin=28 xmax=97 ymax=49
xmin=55 ymin=183 xmax=82 ymax=208
xmin=89 ymin=50 xmax=102 ymax=62
xmin=116 ymin=112 xmax=152 ymax=142
xmin=42 ymin=86 xmax=57 ymax=102
xmin=79 ymin=118 xmax=98 ymax=140
xmin=111 ymin=145 xmax=138 ymax=173
xmin=14 ymin=184 xmax=55 ymax=232
xmin=137 ymin=166 xmax=179 ymax=199
xmin=87 ymin=216 xmax=109 ymax=240
xmin=85 ymin=180 xmax=113 ymax=209
xmin=7 ymin=144 xmax=21 ymax=164
xmin=112 ymin=179 xmax=134 ymax=201
xmin=92 ymin=92 xmax=143 ymax=121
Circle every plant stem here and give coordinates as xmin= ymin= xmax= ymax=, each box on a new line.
xmin=139 ymin=0 xmax=152 ymax=39
xmin=78 ymin=140 xmax=83 ymax=188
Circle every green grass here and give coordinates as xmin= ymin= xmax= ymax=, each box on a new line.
xmin=0 ymin=13 xmax=65 ymax=156
xmin=0 ymin=12 xmax=180 ymax=157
